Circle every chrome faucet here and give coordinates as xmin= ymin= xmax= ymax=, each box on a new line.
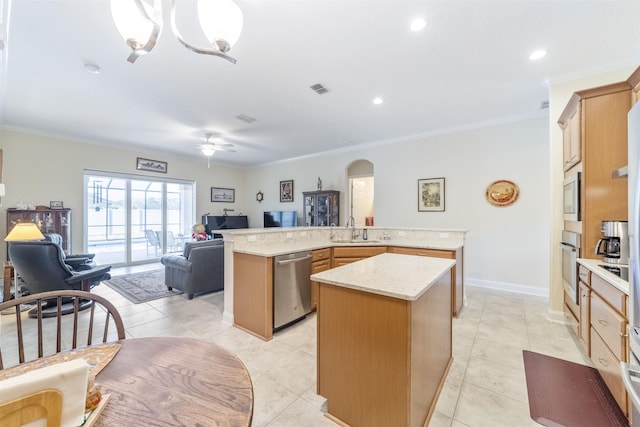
xmin=346 ymin=216 xmax=360 ymax=240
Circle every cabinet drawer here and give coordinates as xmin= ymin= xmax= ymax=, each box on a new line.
xmin=590 ymin=327 xmax=628 ymax=415
xmin=578 ymin=265 xmax=590 ymax=285
xmin=332 ymin=257 xmax=363 ymax=268
xmin=332 ymin=246 xmax=386 ymax=258
xmin=312 ymin=248 xmax=331 ymax=262
xmin=389 ymin=246 xmax=455 ymax=259
xmin=590 ymin=292 xmax=627 ymax=361
xmin=591 ymin=273 xmax=627 ymax=316
xmin=312 ymin=259 xmax=331 ymax=273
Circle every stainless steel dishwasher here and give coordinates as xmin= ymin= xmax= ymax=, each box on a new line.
xmin=273 ymin=251 xmax=312 ymax=330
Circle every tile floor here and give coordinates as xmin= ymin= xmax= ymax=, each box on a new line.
xmin=6 ymin=263 xmax=592 ymax=427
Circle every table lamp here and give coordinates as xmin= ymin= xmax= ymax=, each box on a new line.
xmin=5 ymin=223 xmax=45 ymax=300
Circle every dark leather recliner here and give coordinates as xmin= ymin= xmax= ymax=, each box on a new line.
xmin=44 ymin=233 xmax=96 ymax=271
xmin=8 ymin=241 xmax=112 ymax=316
xmin=160 ymin=239 xmax=224 ymax=299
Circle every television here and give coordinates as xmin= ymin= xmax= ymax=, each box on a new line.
xmin=264 ymin=211 xmax=298 ymax=228
xmin=202 ymin=215 xmax=249 ymax=237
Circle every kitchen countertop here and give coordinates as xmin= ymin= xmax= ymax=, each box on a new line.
xmin=310 ymin=253 xmax=456 ymax=301
xmin=577 ymin=258 xmax=629 ymax=295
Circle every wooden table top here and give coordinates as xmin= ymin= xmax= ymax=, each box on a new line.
xmin=93 ymin=337 xmax=253 ymax=427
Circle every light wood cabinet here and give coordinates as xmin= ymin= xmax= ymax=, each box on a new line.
xmin=579 ymin=281 xmax=590 ymax=354
xmin=559 ymin=99 xmax=581 ymax=171
xmin=388 ymin=246 xmax=464 ymax=317
xmin=331 ymin=246 xmax=386 ymax=267
xmin=233 ymin=252 xmax=274 ymax=341
xmin=311 ymin=248 xmax=331 ymax=310
xmin=559 ymin=82 xmax=631 ymax=256
xmin=577 ymin=264 xmax=629 ymax=416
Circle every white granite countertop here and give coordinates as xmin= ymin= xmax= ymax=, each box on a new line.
xmin=577 ymin=258 xmax=629 ymax=295
xmin=310 ymin=253 xmax=456 ymax=301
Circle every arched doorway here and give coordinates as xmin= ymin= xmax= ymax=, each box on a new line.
xmin=346 ymin=160 xmax=374 ymax=227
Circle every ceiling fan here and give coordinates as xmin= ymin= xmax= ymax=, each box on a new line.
xmin=199 ymin=133 xmax=236 ymax=167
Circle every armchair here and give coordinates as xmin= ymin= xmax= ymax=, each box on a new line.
xmin=160 ymin=239 xmax=224 ymax=299
xmin=44 ymin=233 xmax=96 ymax=271
xmin=8 ymin=241 xmax=111 ymax=317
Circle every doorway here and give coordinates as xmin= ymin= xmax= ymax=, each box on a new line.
xmin=347 ymin=160 xmax=374 ymax=227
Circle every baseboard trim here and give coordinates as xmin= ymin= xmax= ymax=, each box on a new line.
xmin=466 ymin=278 xmax=549 ymax=298
xmin=222 ymin=310 xmax=234 ymax=326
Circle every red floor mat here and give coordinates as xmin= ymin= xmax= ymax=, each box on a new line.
xmin=523 ymin=350 xmax=628 ymax=427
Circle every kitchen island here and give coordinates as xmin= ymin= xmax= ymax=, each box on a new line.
xmin=223 ymin=226 xmax=466 ymax=340
xmin=312 ymin=253 xmax=455 ymax=427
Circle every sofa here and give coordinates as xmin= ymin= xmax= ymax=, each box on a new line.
xmin=160 ymin=239 xmax=224 ymax=299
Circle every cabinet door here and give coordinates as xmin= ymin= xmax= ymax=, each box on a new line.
xmin=304 ymin=195 xmax=315 ymax=226
xmin=316 ymin=194 xmax=330 ymax=226
xmin=579 ymin=281 xmax=590 ymax=354
xmin=562 ymin=104 xmax=581 ymax=171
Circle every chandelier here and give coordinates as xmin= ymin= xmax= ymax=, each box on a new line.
xmin=110 ymin=0 xmax=243 ymax=64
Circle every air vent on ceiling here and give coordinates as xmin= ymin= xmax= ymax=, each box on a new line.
xmin=310 ymin=83 xmax=329 ymax=95
xmin=236 ymin=114 xmax=257 ymax=124
xmin=540 ymin=100 xmax=549 ymax=109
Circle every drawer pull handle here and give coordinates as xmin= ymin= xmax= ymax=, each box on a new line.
xmin=598 ymin=319 xmax=609 ymax=327
xmin=598 ymin=357 xmax=609 ymax=367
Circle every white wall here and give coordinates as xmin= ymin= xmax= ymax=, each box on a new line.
xmin=0 ymin=129 xmax=245 ymax=261
xmin=244 ymin=116 xmax=551 ymax=294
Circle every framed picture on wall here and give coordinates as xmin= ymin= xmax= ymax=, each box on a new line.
xmin=280 ymin=180 xmax=294 ymax=202
xmin=418 ymin=177 xmax=445 ymax=212
xmin=211 ymin=187 xmax=235 ymax=203
xmin=136 ymin=157 xmax=168 ymax=173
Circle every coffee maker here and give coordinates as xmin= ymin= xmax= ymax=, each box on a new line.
xmin=595 ymin=220 xmax=629 ymax=265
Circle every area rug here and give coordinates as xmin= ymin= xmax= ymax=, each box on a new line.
xmin=522 ymin=350 xmax=628 ymax=427
xmin=104 ymin=269 xmax=181 ymax=304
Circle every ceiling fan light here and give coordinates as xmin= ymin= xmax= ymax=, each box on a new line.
xmin=201 ymin=144 xmax=216 ymax=157
xmin=197 ymin=0 xmax=243 ymax=52
xmin=110 ymin=0 xmax=159 ymax=48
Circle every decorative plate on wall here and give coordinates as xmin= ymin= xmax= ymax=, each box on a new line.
xmin=486 ymin=180 xmax=519 ymax=207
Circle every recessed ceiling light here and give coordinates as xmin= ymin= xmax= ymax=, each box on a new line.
xmin=373 ymin=97 xmax=383 ymax=105
xmin=84 ymin=63 xmax=101 ymax=74
xmin=410 ymin=18 xmax=426 ymax=32
xmin=529 ymin=49 xmax=547 ymax=61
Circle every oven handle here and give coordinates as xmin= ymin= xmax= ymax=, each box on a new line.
xmin=560 ymin=242 xmax=577 ymax=252
xmin=621 ymin=361 xmax=640 ymax=409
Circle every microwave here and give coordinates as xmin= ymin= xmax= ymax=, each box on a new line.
xmin=563 ymin=172 xmax=581 ymax=221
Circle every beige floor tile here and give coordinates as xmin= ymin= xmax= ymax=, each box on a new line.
xmin=265 ymin=397 xmax=336 ymax=427
xmin=470 ymin=337 xmax=528 ymax=371
xmin=453 ymin=382 xmax=538 ymax=426
xmin=463 ymin=357 xmax=529 ymax=404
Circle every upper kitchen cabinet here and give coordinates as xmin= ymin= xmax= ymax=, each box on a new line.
xmin=559 ymin=81 xmax=631 ymax=257
xmin=559 ymin=97 xmax=581 ymax=172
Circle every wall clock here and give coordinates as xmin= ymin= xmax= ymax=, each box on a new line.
xmin=486 ymin=180 xmax=519 ymax=207
xmin=256 ymin=191 xmax=264 ymax=203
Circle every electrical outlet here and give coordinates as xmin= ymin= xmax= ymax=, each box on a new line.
xmin=286 ymin=232 xmax=293 ymax=238
xmin=301 ymin=231 xmax=307 ymax=237
xmin=439 ymin=232 xmax=450 ymax=239
xmin=248 ymin=235 xmax=257 ymax=242
xmin=398 ymin=231 xmax=406 ymax=236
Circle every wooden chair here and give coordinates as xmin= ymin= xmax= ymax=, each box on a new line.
xmin=0 ymin=290 xmax=125 ymax=370
xmin=0 ymin=389 xmax=62 ymax=427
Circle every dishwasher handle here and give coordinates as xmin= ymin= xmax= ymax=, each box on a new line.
xmin=276 ymin=255 xmax=312 ymax=265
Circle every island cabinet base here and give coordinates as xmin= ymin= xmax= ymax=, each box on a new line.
xmin=317 ymin=269 xmax=453 ymax=427
xmin=233 ymin=252 xmax=274 ymax=341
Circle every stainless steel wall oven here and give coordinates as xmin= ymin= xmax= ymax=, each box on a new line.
xmin=560 ymin=230 xmax=581 ymax=305
xmin=563 ymin=172 xmax=581 ymax=221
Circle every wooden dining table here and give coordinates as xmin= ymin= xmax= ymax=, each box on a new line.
xmin=92 ymin=337 xmax=253 ymax=426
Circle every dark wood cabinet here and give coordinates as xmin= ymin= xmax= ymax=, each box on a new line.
xmin=303 ymin=190 xmax=339 ymax=226
xmin=6 ymin=208 xmax=71 ymax=255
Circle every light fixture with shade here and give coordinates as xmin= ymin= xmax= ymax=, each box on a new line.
xmin=5 ymin=223 xmax=45 ymax=242
xmin=110 ymin=0 xmax=243 ymax=64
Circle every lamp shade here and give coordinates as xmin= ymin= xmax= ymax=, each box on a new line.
xmin=197 ymin=0 xmax=243 ymax=51
xmin=110 ymin=0 xmax=159 ymax=48
xmin=5 ymin=223 xmax=45 ymax=242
